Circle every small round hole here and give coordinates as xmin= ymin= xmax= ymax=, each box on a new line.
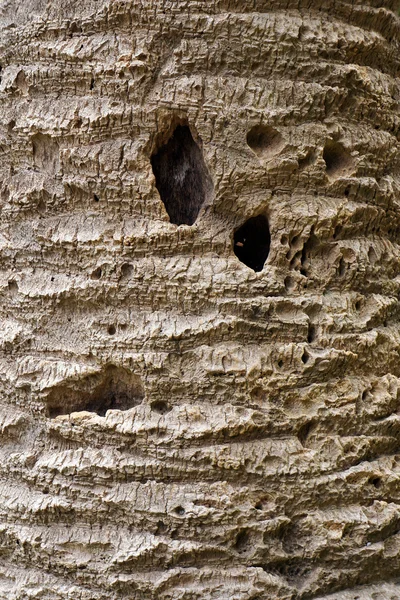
xmin=155 ymin=520 xmax=167 ymax=535
xmin=91 ymin=267 xmax=102 ymax=280
xmin=174 ymin=506 xmax=185 ymax=516
xmin=121 ymin=263 xmax=133 ymax=279
xmin=107 ymin=325 xmax=116 ymax=335
xmin=151 ymin=400 xmax=172 ymax=415
xmin=246 ymin=124 xmax=284 ymax=159
xmin=368 ymin=476 xmax=381 ymax=489
xmin=93 ymin=194 xmax=100 ymax=202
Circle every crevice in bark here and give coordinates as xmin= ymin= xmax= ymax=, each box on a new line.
xmin=234 ymin=530 xmax=251 ymax=554
xmin=46 ymin=365 xmax=144 ymax=417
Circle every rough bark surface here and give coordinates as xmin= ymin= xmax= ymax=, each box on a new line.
xmin=1 ymin=1 xmax=400 ymax=599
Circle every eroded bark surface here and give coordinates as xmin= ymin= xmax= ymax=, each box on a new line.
xmin=0 ymin=1 xmax=400 ymax=598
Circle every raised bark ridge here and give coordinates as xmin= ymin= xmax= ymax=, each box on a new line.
xmin=0 ymin=1 xmax=400 ymax=599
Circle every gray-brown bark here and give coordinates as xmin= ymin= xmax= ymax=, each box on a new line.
xmin=0 ymin=1 xmax=400 ymax=598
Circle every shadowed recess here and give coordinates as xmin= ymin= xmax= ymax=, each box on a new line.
xmin=323 ymin=140 xmax=355 ymax=178
xmin=46 ymin=365 xmax=144 ymax=417
xmin=32 ymin=133 xmax=60 ymax=174
xmin=151 ymin=125 xmax=212 ymax=225
xmin=246 ymin=124 xmax=284 ymax=159
xmin=234 ymin=215 xmax=270 ymax=272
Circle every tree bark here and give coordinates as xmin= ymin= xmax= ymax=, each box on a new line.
xmin=0 ymin=1 xmax=400 ymax=598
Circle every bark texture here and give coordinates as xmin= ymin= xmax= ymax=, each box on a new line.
xmin=1 ymin=1 xmax=400 ymax=598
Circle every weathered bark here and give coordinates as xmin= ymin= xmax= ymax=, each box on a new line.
xmin=0 ymin=1 xmax=400 ymax=598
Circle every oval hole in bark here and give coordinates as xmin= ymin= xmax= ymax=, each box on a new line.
xmin=323 ymin=140 xmax=354 ymax=178
xmin=246 ymin=124 xmax=283 ymax=159
xmin=233 ymin=215 xmax=270 ymax=272
xmin=151 ymin=125 xmax=212 ymax=225
xmin=368 ymin=476 xmax=382 ymax=489
xmin=301 ymin=350 xmax=310 ymax=364
xmin=151 ymin=400 xmax=171 ymax=415
xmin=91 ymin=267 xmax=102 ymax=280
xmin=121 ymin=263 xmax=133 ymax=279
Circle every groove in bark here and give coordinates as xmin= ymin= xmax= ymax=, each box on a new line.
xmin=46 ymin=366 xmax=144 ymax=417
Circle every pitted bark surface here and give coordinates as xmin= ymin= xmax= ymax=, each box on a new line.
xmin=0 ymin=1 xmax=400 ymax=599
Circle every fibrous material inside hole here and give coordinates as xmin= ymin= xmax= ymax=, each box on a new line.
xmin=246 ymin=124 xmax=283 ymax=159
xmin=151 ymin=125 xmax=213 ymax=226
xmin=234 ymin=215 xmax=270 ymax=272
xmin=46 ymin=365 xmax=144 ymax=417
xmin=323 ymin=140 xmax=354 ymax=178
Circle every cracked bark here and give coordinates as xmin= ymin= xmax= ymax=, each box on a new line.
xmin=0 ymin=1 xmax=400 ymax=599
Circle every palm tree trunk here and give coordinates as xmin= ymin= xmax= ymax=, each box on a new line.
xmin=0 ymin=1 xmax=399 ymax=598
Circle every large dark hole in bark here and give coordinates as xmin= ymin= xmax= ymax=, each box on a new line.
xmin=46 ymin=365 xmax=144 ymax=418
xmin=151 ymin=125 xmax=212 ymax=225
xmin=234 ymin=215 xmax=270 ymax=272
